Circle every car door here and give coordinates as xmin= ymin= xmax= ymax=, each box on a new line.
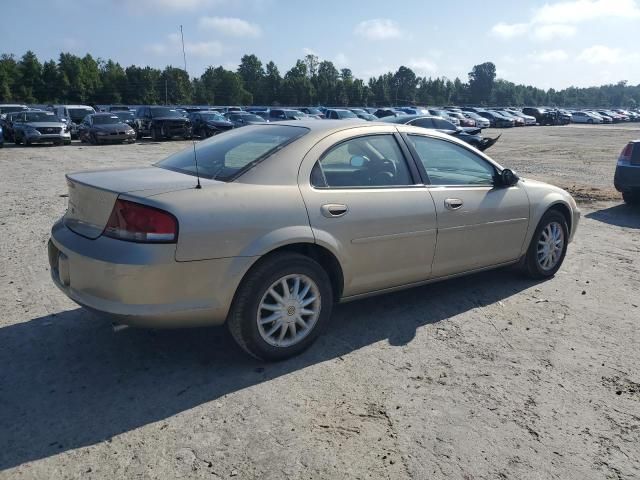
xmin=298 ymin=127 xmax=438 ymax=297
xmin=404 ymin=133 xmax=530 ymax=278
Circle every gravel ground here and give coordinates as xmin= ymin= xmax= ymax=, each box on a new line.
xmin=0 ymin=125 xmax=639 ymax=479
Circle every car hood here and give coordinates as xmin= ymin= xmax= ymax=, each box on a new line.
xmin=207 ymin=120 xmax=234 ymax=127
xmin=93 ymin=123 xmax=131 ymax=132
xmin=152 ymin=116 xmax=189 ymax=122
xmin=24 ymin=121 xmax=65 ymax=128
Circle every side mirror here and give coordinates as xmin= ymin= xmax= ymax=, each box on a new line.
xmin=350 ymin=155 xmax=367 ymax=168
xmin=500 ymin=168 xmax=519 ymax=187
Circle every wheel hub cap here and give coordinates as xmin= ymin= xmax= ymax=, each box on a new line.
xmin=536 ymin=221 xmax=564 ymax=271
xmin=257 ymin=274 xmax=321 ymax=348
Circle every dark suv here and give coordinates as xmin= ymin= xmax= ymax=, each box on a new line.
xmin=134 ymin=106 xmax=192 ymax=140
xmin=615 ymin=141 xmax=640 ymax=204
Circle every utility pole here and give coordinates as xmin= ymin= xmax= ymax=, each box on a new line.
xmin=165 ymin=79 xmax=168 ymax=105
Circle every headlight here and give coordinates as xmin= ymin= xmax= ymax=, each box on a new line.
xmin=126 ymin=129 xmax=135 ymax=135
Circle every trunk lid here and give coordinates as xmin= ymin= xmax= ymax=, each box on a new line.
xmin=63 ymin=166 xmax=208 ymax=239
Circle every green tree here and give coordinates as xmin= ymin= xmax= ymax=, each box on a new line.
xmin=468 ymin=62 xmax=496 ymax=105
xmin=0 ymin=54 xmax=19 ymax=102
xmin=16 ymin=51 xmax=42 ymax=103
xmin=261 ymin=61 xmax=282 ymax=105
xmin=237 ymin=54 xmax=264 ymax=104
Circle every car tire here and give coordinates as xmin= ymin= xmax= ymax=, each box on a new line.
xmin=14 ymin=134 xmax=21 ymax=145
xmin=622 ymin=190 xmax=640 ymax=205
xmin=521 ymin=210 xmax=569 ymax=279
xmin=227 ymin=252 xmax=334 ymax=361
xmin=136 ymin=130 xmax=143 ymax=140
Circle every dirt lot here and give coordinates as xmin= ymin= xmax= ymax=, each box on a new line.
xmin=0 ymin=125 xmax=639 ymax=479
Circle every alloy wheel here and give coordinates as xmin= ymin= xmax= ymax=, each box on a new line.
xmin=257 ymin=274 xmax=321 ymax=348
xmin=537 ymin=221 xmax=565 ymax=271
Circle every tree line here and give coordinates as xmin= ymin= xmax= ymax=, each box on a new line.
xmin=1 ymin=50 xmax=639 ymax=108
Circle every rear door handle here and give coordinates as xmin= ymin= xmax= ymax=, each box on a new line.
xmin=444 ymin=198 xmax=463 ymax=210
xmin=321 ymin=204 xmax=349 ymax=218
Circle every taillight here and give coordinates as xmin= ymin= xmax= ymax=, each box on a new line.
xmin=619 ymin=143 xmax=633 ymax=164
xmin=103 ymin=199 xmax=178 ymax=243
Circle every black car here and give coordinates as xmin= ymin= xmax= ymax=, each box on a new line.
xmin=188 ymin=111 xmax=234 ymax=138
xmin=1 ymin=111 xmax=25 ymax=142
xmin=112 ymin=110 xmax=136 ymax=129
xmin=266 ymin=109 xmax=307 ymax=121
xmin=78 ymin=113 xmax=136 ymax=144
xmin=298 ymin=107 xmax=325 ymax=118
xmin=374 ymin=108 xmax=405 ymax=118
xmin=477 ymin=110 xmax=514 ymax=128
xmin=134 ymin=106 xmax=192 ymax=140
xmin=614 ymin=141 xmax=640 ymax=204
xmin=381 ymin=115 xmax=501 ymax=151
xmin=224 ymin=112 xmax=267 ymax=127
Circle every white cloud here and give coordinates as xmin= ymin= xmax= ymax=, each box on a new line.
xmin=532 ymin=24 xmax=577 ymax=41
xmin=408 ymin=58 xmax=438 ymax=75
xmin=145 ymin=33 xmax=223 ymax=59
xmin=578 ymin=45 xmax=625 ymax=64
xmin=302 ymin=47 xmax=318 ymax=57
xmin=532 ymin=0 xmax=640 ymax=24
xmin=354 ymin=19 xmax=401 ymax=40
xmin=530 ymin=49 xmax=570 ymax=62
xmin=118 ymin=0 xmax=222 ymax=12
xmin=334 ymin=53 xmax=349 ymax=68
xmin=198 ymin=16 xmax=261 ymax=37
xmin=490 ymin=0 xmax=640 ymax=42
xmin=490 ymin=22 xmax=529 ymax=39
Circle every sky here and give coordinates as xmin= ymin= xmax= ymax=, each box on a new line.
xmin=2 ymin=0 xmax=640 ymax=90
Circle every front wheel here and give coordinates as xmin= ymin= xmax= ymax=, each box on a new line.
xmin=227 ymin=253 xmax=333 ymax=361
xmin=622 ymin=190 xmax=640 ymax=205
xmin=521 ymin=210 xmax=568 ymax=279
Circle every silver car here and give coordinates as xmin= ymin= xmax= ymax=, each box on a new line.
xmin=49 ymin=121 xmax=580 ymax=360
xmin=14 ymin=111 xmax=71 ymax=145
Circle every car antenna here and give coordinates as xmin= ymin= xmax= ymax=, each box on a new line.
xmin=180 ymin=24 xmax=201 ymax=189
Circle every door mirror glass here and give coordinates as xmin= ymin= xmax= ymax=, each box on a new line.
xmin=500 ymin=168 xmax=519 ymax=187
xmin=350 ymin=155 xmax=366 ymax=168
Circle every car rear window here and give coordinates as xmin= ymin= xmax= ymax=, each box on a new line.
xmin=156 ymin=125 xmax=308 ymax=181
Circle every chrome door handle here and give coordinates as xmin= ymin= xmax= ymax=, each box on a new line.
xmin=444 ymin=198 xmax=463 ymax=210
xmin=321 ymin=204 xmax=348 ymax=218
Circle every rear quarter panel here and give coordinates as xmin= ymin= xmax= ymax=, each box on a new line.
xmin=147 ymin=182 xmax=313 ymax=262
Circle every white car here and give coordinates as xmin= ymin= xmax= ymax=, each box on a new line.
xmin=462 ymin=111 xmax=491 ymax=128
xmin=571 ymin=111 xmax=602 ymax=124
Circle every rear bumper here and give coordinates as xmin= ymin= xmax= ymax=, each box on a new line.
xmin=48 ymin=220 xmax=257 ymax=328
xmin=614 ymin=163 xmax=640 ymax=191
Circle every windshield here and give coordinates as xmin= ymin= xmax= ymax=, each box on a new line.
xmin=0 ymin=106 xmax=27 ymax=114
xmin=93 ymin=115 xmax=122 ymax=125
xmin=285 ymin=110 xmax=305 ymax=118
xmin=200 ymin=113 xmax=226 ymax=121
xmin=25 ymin=112 xmax=60 ymax=122
xmin=157 ymin=125 xmax=308 ymax=181
xmin=337 ymin=110 xmax=357 ymax=119
xmin=305 ymin=108 xmax=322 ymax=115
xmin=150 ymin=108 xmax=183 ymax=118
xmin=229 ymin=113 xmax=265 ymax=122
xmin=68 ymin=108 xmax=94 ymax=122
xmin=114 ymin=111 xmax=134 ymax=120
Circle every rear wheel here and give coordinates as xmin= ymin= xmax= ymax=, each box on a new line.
xmin=622 ymin=190 xmax=640 ymax=205
xmin=521 ymin=210 xmax=568 ymax=279
xmin=228 ymin=253 xmax=333 ymax=361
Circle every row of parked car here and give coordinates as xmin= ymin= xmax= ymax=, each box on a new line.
xmin=1 ymin=102 xmax=636 ymax=149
